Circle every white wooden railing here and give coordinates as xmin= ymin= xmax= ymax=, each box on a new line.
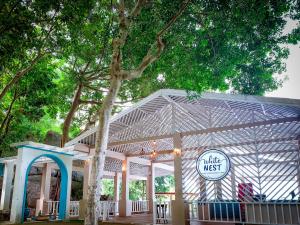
xmin=47 ymin=201 xmax=60 ymax=215
xmin=131 ymin=200 xmax=149 ymax=213
xmin=46 ymin=201 xmax=79 ymax=217
xmin=99 ymin=201 xmax=118 ymax=221
xmin=154 ymin=201 xmax=172 ymax=224
xmin=46 ymin=200 xmax=119 ymax=220
xmin=69 ymin=201 xmax=80 ymax=217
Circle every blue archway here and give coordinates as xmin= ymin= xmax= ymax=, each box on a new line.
xmin=21 ymin=154 xmax=68 ymax=223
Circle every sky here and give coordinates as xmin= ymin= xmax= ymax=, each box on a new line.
xmin=266 ymin=20 xmax=300 ymax=100
xmin=266 ymin=43 xmax=300 ymax=99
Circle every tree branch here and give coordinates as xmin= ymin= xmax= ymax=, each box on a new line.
xmin=79 ymin=100 xmax=102 ymax=105
xmin=122 ymin=0 xmax=191 ymax=80
xmin=111 ymin=0 xmax=146 ymax=77
xmin=0 ymin=52 xmax=44 ymax=102
xmin=61 ymin=83 xmax=83 ymax=146
xmin=0 ymin=90 xmax=17 ymax=134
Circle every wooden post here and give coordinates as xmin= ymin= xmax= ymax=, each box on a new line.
xmin=114 ymin=172 xmax=120 ymax=215
xmin=79 ymin=159 xmax=91 ymax=219
xmin=114 ymin=172 xmax=121 ymax=202
xmin=199 ymin=177 xmax=207 ymax=201
xmin=297 ymin=139 xmax=300 ymax=196
xmin=172 ymin=133 xmax=186 ymax=225
xmin=231 ymin=165 xmax=237 ymax=200
xmin=215 ymin=181 xmax=223 ymax=200
xmin=36 ymin=163 xmax=52 ymax=215
xmin=147 ymin=163 xmax=155 ymax=213
xmin=119 ymin=158 xmax=131 ymax=216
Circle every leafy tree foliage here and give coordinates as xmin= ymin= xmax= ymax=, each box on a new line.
xmin=0 ymin=1 xmax=299 ymax=224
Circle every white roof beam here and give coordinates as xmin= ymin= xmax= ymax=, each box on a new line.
xmin=153 ymin=163 xmax=174 ymax=172
xmin=129 ymin=175 xmax=147 ymax=180
xmin=128 ymin=157 xmax=151 ymax=166
xmin=89 ymin=148 xmax=125 ymax=160
xmin=106 ymin=149 xmax=126 ymax=160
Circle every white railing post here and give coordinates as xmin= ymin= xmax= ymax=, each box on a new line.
xmin=131 ymin=200 xmax=150 ymax=213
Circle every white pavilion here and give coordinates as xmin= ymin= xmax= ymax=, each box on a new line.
xmin=0 ymin=89 xmax=300 ymax=225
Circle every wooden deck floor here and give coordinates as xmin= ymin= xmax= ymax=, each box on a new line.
xmin=103 ymin=214 xmax=156 ymax=224
xmin=101 ymin=214 xmax=235 ymax=225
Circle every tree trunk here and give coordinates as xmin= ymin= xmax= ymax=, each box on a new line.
xmin=84 ymin=77 xmax=121 ymax=225
xmin=61 ymin=83 xmax=83 ymax=147
xmin=0 ymin=91 xmax=17 ymax=134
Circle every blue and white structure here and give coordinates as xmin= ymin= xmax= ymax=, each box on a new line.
xmin=9 ymin=142 xmax=73 ymax=223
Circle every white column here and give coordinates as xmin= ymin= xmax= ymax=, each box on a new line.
xmin=0 ymin=161 xmax=14 ymax=210
xmin=147 ymin=163 xmax=155 ymax=213
xmin=36 ymin=163 xmax=52 ymax=215
xmin=171 ymin=133 xmax=185 ymax=225
xmin=10 ymin=149 xmax=28 ymax=223
xmin=79 ymin=159 xmax=91 ymax=219
xmin=119 ymin=158 xmax=131 ymax=216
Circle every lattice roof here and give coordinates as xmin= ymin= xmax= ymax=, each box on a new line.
xmin=66 ymin=89 xmax=300 ymax=153
xmin=64 ymin=89 xmax=300 ymax=180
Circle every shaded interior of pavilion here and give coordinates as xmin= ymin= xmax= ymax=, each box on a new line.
xmin=0 ymin=89 xmax=300 ymax=225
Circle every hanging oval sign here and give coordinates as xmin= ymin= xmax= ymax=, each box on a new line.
xmin=196 ymin=149 xmax=231 ymax=181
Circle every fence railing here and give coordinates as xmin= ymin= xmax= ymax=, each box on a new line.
xmin=46 ymin=201 xmax=80 ymax=217
xmin=154 ymin=201 xmax=172 ymax=224
xmin=46 ymin=200 xmax=118 ymax=219
xmin=99 ymin=201 xmax=118 ymax=221
xmin=69 ymin=201 xmax=80 ymax=217
xmin=47 ymin=201 xmax=59 ymax=215
xmin=186 ymin=201 xmax=300 ymax=225
xmin=132 ymin=200 xmax=149 ymax=213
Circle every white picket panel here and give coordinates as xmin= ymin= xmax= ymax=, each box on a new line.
xmin=132 ymin=200 xmax=149 ymax=213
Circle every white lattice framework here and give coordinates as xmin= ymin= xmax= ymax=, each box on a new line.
xmin=66 ymin=89 xmax=300 ymax=201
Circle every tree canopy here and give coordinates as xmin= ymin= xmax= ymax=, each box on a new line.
xmin=1 ymin=0 xmax=300 ymax=224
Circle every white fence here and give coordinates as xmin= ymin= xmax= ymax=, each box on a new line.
xmin=47 ymin=201 xmax=60 ymax=215
xmin=186 ymin=201 xmax=300 ymax=225
xmin=46 ymin=201 xmax=79 ymax=217
xmin=154 ymin=201 xmax=172 ymax=224
xmin=99 ymin=201 xmax=118 ymax=221
xmin=132 ymin=200 xmax=149 ymax=213
xmin=69 ymin=201 xmax=80 ymax=217
xmin=46 ymin=200 xmax=118 ymax=219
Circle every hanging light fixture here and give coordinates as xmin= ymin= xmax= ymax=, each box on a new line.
xmin=173 ymin=148 xmax=181 ymax=156
xmin=151 ymin=140 xmax=158 ymax=159
xmin=151 ymin=149 xmax=157 ymax=159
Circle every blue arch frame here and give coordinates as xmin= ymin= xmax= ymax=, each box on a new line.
xmin=21 ymin=154 xmax=68 ymax=223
